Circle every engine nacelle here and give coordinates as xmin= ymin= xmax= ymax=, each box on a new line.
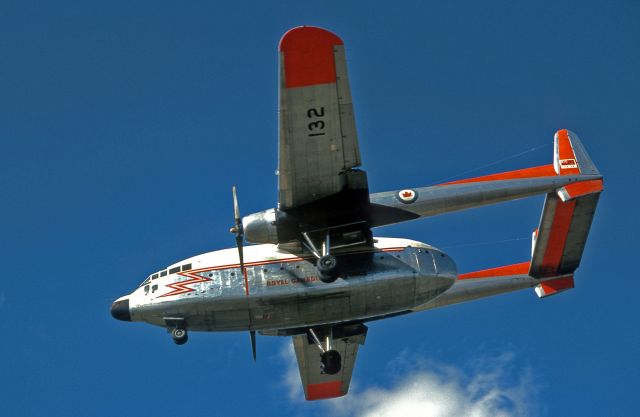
xmin=242 ymin=208 xmax=279 ymax=244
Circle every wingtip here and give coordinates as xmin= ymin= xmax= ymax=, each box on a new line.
xmin=279 ymin=26 xmax=343 ymax=52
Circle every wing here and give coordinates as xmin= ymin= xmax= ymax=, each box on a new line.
xmin=278 ymin=26 xmax=363 ymax=210
xmin=292 ymin=324 xmax=367 ymax=401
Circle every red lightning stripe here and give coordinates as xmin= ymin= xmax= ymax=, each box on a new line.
xmin=158 ymin=247 xmax=407 ymax=298
xmin=158 ymin=270 xmax=212 ymax=298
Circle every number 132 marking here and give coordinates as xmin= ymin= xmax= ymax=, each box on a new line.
xmin=307 ymin=107 xmax=326 ymax=137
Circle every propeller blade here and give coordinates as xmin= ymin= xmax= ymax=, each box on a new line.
xmin=250 ymin=330 xmax=257 ymax=361
xmin=231 ymin=186 xmax=245 ymax=267
xmin=236 ymin=235 xmax=245 ymax=269
xmin=232 ymin=186 xmax=241 ymax=226
xmin=230 ymin=188 xmax=251 ymax=330
xmin=231 ymin=186 xmax=248 ymax=295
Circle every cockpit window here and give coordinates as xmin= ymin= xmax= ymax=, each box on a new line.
xmin=182 ymin=264 xmax=192 ymax=271
xmin=151 ymin=273 xmax=159 ymax=280
xmin=160 ymin=270 xmax=167 ymax=277
xmin=144 ymin=285 xmax=150 ymax=295
xmin=169 ymin=266 xmax=180 ymax=274
xmin=152 ymin=284 xmax=158 ymax=293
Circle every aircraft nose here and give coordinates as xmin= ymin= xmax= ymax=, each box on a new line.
xmin=110 ymin=297 xmax=131 ymax=321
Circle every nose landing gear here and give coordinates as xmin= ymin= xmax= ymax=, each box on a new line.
xmin=165 ymin=318 xmax=189 ymax=345
xmin=171 ymin=327 xmax=188 ymax=345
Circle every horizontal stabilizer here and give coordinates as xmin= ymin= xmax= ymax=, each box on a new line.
xmin=556 ymin=179 xmax=603 ymax=202
xmin=534 ymin=276 xmax=574 ymax=298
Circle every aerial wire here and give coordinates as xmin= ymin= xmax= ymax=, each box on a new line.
xmin=440 ymin=236 xmax=529 ymax=250
xmin=428 ymin=143 xmax=550 ymax=186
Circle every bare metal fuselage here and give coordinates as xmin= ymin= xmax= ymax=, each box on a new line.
xmin=128 ymin=239 xmax=456 ymax=332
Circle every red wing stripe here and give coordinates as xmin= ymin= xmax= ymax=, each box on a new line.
xmin=459 ymin=261 xmax=530 ymax=280
xmin=306 ymin=381 xmax=344 ymax=401
xmin=279 ymin=26 xmax=343 ymax=88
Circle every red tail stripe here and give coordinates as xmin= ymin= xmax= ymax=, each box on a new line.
xmin=539 ymin=276 xmax=574 ymax=295
xmin=556 ymin=129 xmax=580 ymax=174
xmin=540 ymin=199 xmax=576 ymax=275
xmin=459 ymin=261 xmax=530 ymax=280
xmin=561 ymin=179 xmax=603 ymax=200
xmin=438 ymin=164 xmax=556 ymax=186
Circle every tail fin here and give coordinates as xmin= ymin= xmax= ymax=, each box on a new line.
xmin=529 ymin=130 xmax=603 ymax=280
xmin=553 ymin=129 xmax=600 ymax=176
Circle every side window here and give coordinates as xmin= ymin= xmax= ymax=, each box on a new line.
xmin=152 ymin=284 xmax=158 ymax=293
xmin=144 ymin=285 xmax=150 ymax=296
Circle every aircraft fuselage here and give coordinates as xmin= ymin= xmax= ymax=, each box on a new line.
xmin=115 ymin=238 xmax=457 ymax=332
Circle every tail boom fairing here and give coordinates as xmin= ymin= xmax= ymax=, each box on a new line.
xmin=368 ymin=130 xmax=603 ymax=228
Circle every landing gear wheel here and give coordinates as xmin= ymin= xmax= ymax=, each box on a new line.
xmin=172 ymin=328 xmax=188 ymax=345
xmin=317 ymin=255 xmax=338 ymax=283
xmin=320 ymin=350 xmax=342 ymax=375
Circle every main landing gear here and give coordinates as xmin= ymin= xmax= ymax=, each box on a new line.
xmin=301 ymin=232 xmax=339 ymax=283
xmin=317 ymin=255 xmax=338 ymax=283
xmin=309 ymin=328 xmax=342 ymax=375
xmin=320 ymin=349 xmax=341 ymax=375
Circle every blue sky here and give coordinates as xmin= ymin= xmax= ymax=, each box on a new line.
xmin=1 ymin=1 xmax=638 ymax=416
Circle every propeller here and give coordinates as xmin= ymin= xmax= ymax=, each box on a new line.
xmin=230 ymin=186 xmax=257 ymax=361
xmin=230 ymin=186 xmax=245 ymax=264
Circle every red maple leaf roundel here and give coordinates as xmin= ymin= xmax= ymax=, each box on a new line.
xmin=397 ymin=189 xmax=417 ymax=203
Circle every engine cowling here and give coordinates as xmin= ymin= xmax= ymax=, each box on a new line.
xmin=242 ymin=208 xmax=279 ymax=244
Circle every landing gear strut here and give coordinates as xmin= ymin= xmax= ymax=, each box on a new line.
xmin=172 ymin=327 xmax=188 ymax=345
xmin=302 ymin=232 xmax=339 ymax=283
